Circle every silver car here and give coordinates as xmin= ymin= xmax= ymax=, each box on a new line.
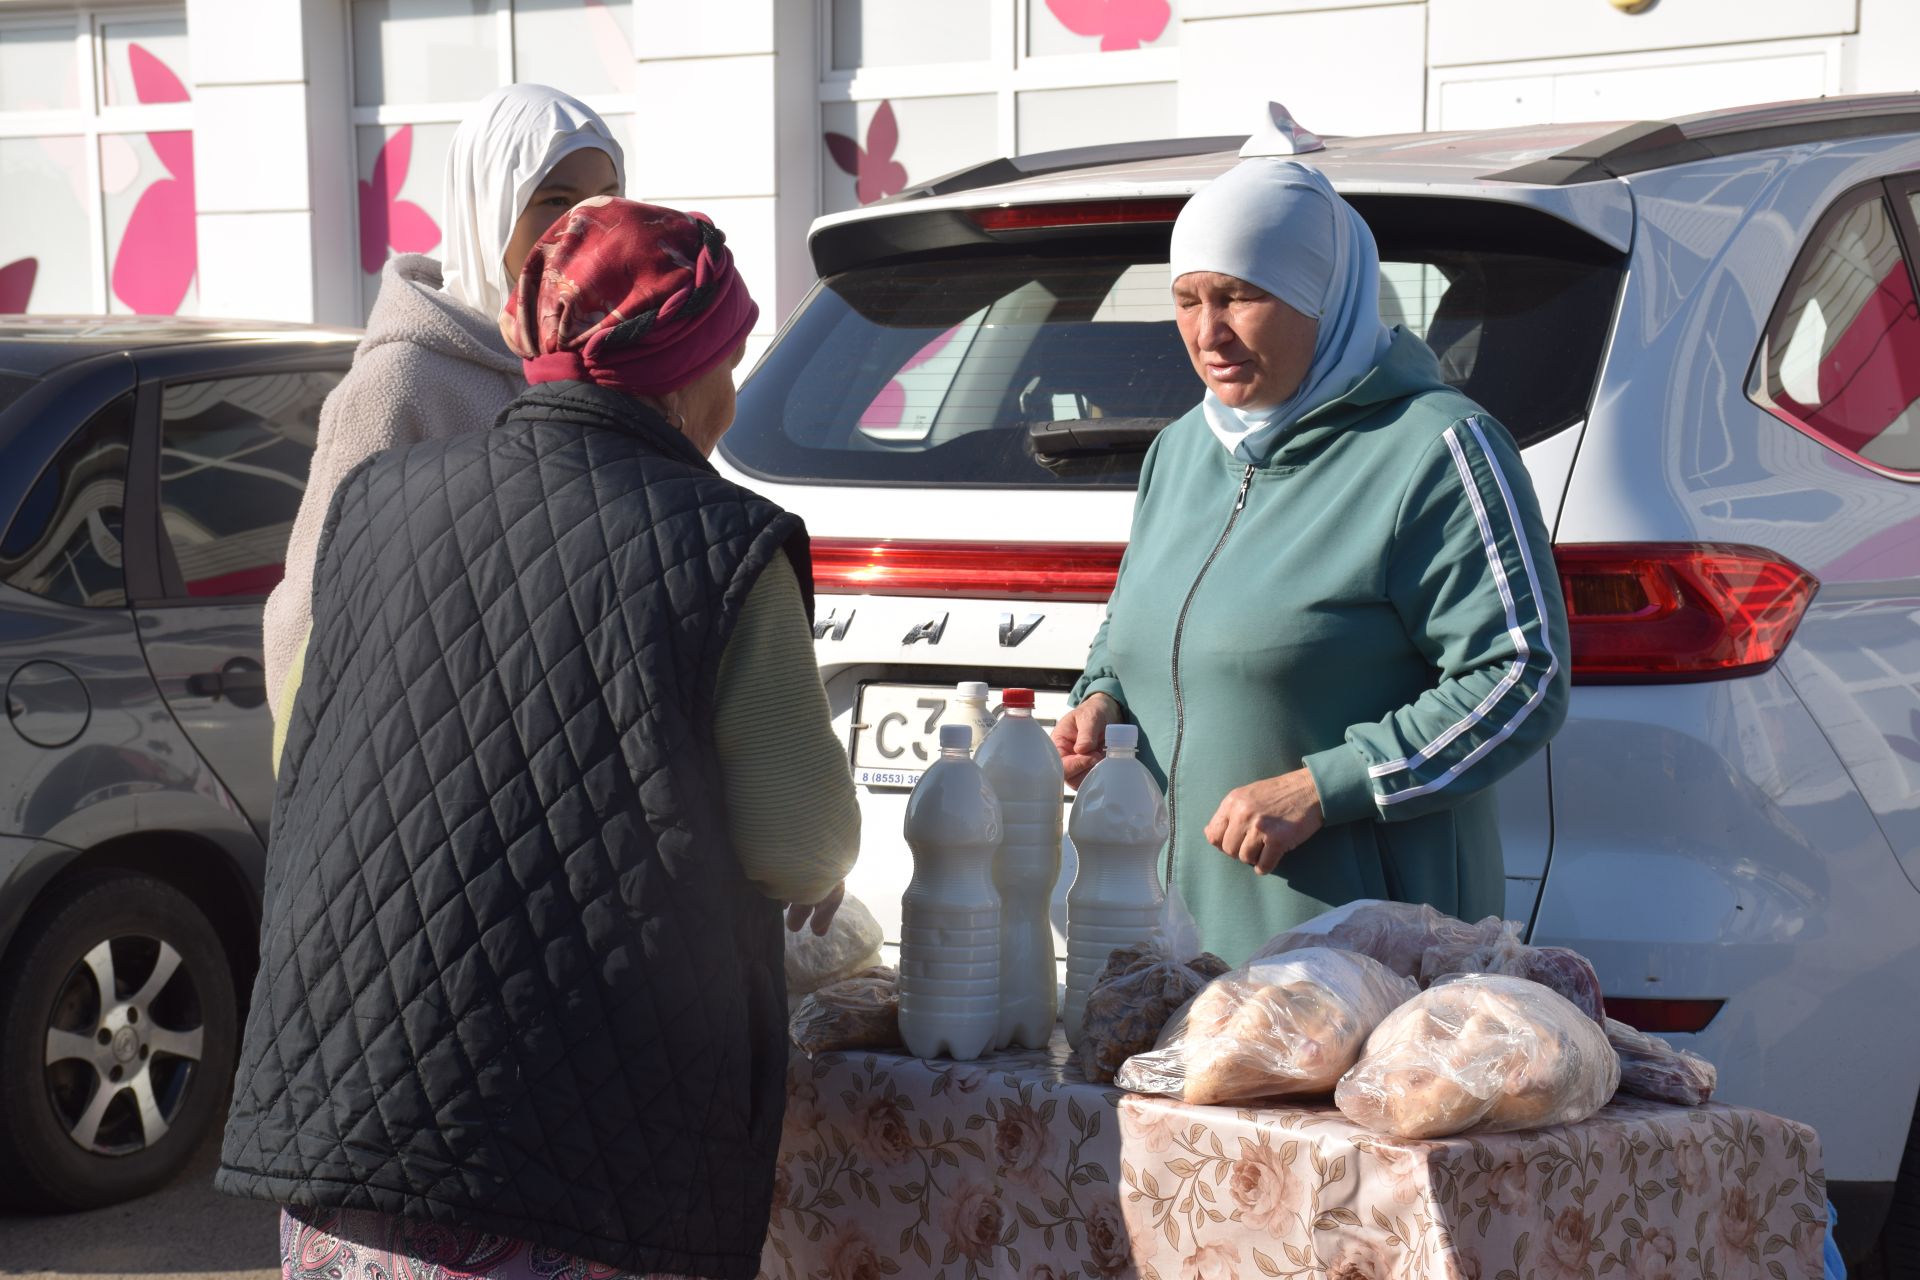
xmin=721 ymin=94 xmax=1920 ymax=1270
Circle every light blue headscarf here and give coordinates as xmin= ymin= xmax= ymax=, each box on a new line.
xmin=1169 ymin=159 xmax=1392 ymax=463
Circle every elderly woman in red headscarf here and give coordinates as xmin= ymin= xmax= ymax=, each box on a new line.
xmin=217 ymin=198 xmax=859 ymax=1280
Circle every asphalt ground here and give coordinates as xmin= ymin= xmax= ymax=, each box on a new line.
xmin=0 ymin=1131 xmax=277 ymax=1280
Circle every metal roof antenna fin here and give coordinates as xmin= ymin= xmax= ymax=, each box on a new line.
xmin=1239 ymin=101 xmax=1326 ymax=158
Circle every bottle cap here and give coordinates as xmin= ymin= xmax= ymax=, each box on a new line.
xmin=956 ymin=681 xmax=989 ymax=700
xmin=939 ymin=724 xmax=974 ymax=750
xmin=1001 ymin=688 xmax=1034 ymax=709
xmin=1104 ymin=724 xmax=1139 ymax=751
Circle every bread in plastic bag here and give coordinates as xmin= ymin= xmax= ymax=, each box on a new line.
xmin=1078 ymin=887 xmax=1231 ymax=1084
xmin=1115 ymin=946 xmax=1416 ymax=1105
xmin=1607 ymin=1016 xmax=1716 ymax=1106
xmin=1334 ymin=974 xmax=1620 ymax=1138
xmin=789 ymin=967 xmax=901 ymax=1056
xmin=1417 ymin=917 xmax=1607 ymax=1023
xmin=786 ymin=893 xmax=885 ymax=1008
xmin=1251 ymin=899 xmax=1447 ymax=980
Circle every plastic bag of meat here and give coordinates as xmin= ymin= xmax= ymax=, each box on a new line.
xmin=1418 ymin=918 xmax=1607 ymax=1023
xmin=1335 ymin=974 xmax=1620 ymax=1138
xmin=786 ymin=893 xmax=885 ymax=1011
xmin=1115 ymin=947 xmax=1416 ymax=1105
xmin=1607 ymin=1017 xmax=1717 ymax=1106
xmin=789 ymin=967 xmax=902 ymax=1056
xmin=1250 ymin=899 xmax=1447 ymax=980
xmin=1078 ymin=888 xmax=1232 ymax=1084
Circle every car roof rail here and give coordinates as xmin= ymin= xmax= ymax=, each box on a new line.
xmin=1487 ymin=92 xmax=1920 ymax=185
xmin=878 ymin=134 xmax=1249 ymax=204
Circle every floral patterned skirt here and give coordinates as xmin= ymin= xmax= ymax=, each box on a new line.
xmin=280 ymin=1206 xmax=698 ymax=1280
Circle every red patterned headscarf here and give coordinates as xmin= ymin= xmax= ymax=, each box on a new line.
xmin=499 ymin=196 xmax=759 ymax=397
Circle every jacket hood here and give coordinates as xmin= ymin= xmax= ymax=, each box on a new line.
xmin=358 ymin=254 xmax=525 ymax=380
xmin=1261 ymin=326 xmax=1454 ymax=468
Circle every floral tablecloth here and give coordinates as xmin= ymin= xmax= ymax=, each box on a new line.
xmin=762 ymin=1035 xmax=1826 ymax=1280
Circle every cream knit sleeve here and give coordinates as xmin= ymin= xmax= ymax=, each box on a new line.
xmin=713 ymin=550 xmax=861 ymax=904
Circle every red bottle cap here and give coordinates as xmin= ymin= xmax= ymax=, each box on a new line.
xmin=1000 ymin=688 xmax=1035 ymax=708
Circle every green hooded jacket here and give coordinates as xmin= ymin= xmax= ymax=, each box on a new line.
xmin=1071 ymin=328 xmax=1570 ymax=965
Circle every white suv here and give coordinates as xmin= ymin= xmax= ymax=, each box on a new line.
xmin=717 ymin=95 xmax=1920 ymax=1271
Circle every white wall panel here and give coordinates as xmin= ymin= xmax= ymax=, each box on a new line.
xmin=1429 ymin=0 xmax=1856 ymax=68
xmin=634 ymin=53 xmax=777 ymax=197
xmin=1178 ymin=5 xmax=1425 ymax=138
xmin=1182 ymin=0 xmax=1420 ymax=16
xmin=184 ymin=0 xmax=302 ymax=85
xmin=194 ymin=211 xmax=314 ymax=321
xmin=1849 ymin=0 xmax=1920 ymax=95
xmin=193 ymin=83 xmax=310 ymax=212
xmin=634 ymin=0 xmax=774 ymax=59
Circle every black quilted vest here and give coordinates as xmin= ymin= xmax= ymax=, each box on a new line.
xmin=217 ymin=381 xmax=810 ymax=1279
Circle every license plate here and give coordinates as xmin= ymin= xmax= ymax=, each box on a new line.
xmin=851 ymin=683 xmax=1072 ymax=788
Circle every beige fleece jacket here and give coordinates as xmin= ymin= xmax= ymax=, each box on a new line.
xmin=262 ymin=254 xmax=524 ymax=724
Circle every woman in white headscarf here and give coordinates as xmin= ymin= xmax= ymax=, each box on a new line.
xmin=1052 ymin=159 xmax=1571 ymax=964
xmin=262 ymin=83 xmax=625 ymax=735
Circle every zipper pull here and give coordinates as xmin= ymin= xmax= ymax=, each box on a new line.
xmin=1234 ymin=464 xmax=1255 ymax=512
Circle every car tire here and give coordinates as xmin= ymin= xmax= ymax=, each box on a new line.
xmin=0 ymin=869 xmax=239 ymax=1211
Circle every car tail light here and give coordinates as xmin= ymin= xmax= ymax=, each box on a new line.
xmin=1555 ymin=543 xmax=1817 ymax=683
xmin=1603 ymin=997 xmax=1724 ymax=1035
xmin=968 ymin=198 xmax=1189 ymax=232
xmin=811 ymin=540 xmax=1124 ymax=602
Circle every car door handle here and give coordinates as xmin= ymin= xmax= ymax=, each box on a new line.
xmin=185 ymin=657 xmax=268 ymax=711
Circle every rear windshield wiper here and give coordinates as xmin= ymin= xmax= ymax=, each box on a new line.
xmin=1027 ymin=417 xmax=1169 ymax=458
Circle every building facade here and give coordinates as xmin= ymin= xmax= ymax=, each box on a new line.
xmin=1 ymin=0 xmax=1917 ymax=354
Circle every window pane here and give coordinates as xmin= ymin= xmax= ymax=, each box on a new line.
xmin=352 ymin=0 xmax=503 ymax=108
xmin=830 ymin=0 xmax=991 ymax=70
xmin=355 ymin=121 xmax=457 ymax=317
xmin=822 ymin=95 xmax=997 ymax=214
xmin=101 ymin=18 xmax=190 ymax=109
xmin=1016 ymin=83 xmax=1175 ymax=155
xmin=0 ymin=23 xmax=81 ymax=112
xmin=1028 ymin=0 xmax=1176 ymax=56
xmin=159 ymin=374 xmax=336 ymax=599
xmin=0 ymin=136 xmax=94 ymax=313
xmin=514 ymin=0 xmax=634 ymax=97
xmin=1760 ymin=196 xmax=1920 ymax=474
xmin=103 ymin=132 xmax=197 ymax=316
xmin=0 ymin=394 xmax=131 ymax=608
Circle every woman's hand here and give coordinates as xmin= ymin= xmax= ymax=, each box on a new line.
xmin=1204 ymin=768 xmax=1325 ymax=875
xmin=1051 ymin=693 xmax=1120 ymax=789
xmin=785 ymin=881 xmax=846 ymax=936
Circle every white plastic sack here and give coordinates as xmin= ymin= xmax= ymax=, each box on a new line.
xmin=1115 ymin=946 xmax=1416 ymax=1105
xmin=1335 ymin=974 xmax=1619 ymax=1138
xmin=785 ymin=893 xmax=884 ymax=1006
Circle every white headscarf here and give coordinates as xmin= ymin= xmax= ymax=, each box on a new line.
xmin=1169 ymin=159 xmax=1391 ymax=463
xmin=440 ymin=84 xmax=628 ymax=321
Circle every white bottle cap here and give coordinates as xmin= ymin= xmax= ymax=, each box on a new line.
xmin=956 ymin=681 xmax=989 ymax=700
xmin=939 ymin=723 xmax=974 ymax=750
xmin=1104 ymin=724 xmax=1139 ymax=751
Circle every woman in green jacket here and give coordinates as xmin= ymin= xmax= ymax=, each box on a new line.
xmin=1052 ymin=158 xmax=1571 ymax=965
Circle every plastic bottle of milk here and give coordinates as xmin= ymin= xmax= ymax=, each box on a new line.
xmin=1062 ymin=723 xmax=1169 ymax=1051
xmin=898 ymin=723 xmax=1004 ymax=1061
xmin=943 ymin=681 xmax=996 ymax=753
xmin=974 ymin=688 xmax=1063 ymax=1050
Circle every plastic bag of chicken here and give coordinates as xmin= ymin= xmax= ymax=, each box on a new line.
xmin=1114 ymin=947 xmax=1416 ymax=1105
xmin=1335 ymin=974 xmax=1619 ymax=1138
xmin=1607 ymin=1017 xmax=1717 ymax=1106
xmin=789 ymin=967 xmax=901 ymax=1056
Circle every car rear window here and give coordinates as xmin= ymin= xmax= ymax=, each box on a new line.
xmin=727 ymin=201 xmax=1623 ymax=488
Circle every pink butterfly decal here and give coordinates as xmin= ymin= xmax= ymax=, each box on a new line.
xmin=1044 ymin=0 xmax=1172 ymax=51
xmin=825 ymin=100 xmax=909 ymax=206
xmin=358 ymin=126 xmax=442 ymax=275
xmin=859 ymin=325 xmax=963 ymax=431
xmin=0 ymin=258 xmax=37 ymax=313
xmin=109 ymin=44 xmax=195 ymax=316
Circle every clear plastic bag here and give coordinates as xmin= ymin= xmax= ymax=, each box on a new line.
xmin=789 ymin=967 xmax=901 ymax=1056
xmin=1078 ymin=887 xmax=1231 ymax=1085
xmin=1607 ymin=1017 xmax=1717 ymax=1106
xmin=786 ymin=894 xmax=885 ymax=1008
xmin=1417 ymin=918 xmax=1607 ymax=1024
xmin=1115 ymin=947 xmax=1417 ymax=1105
xmin=1335 ymin=974 xmax=1620 ymax=1138
xmin=1251 ymin=899 xmax=1447 ymax=980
